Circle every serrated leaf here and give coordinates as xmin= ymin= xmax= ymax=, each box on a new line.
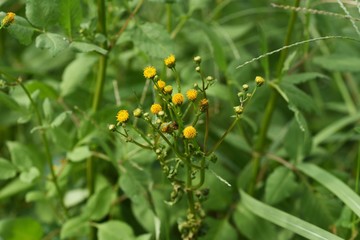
xmin=26 ymin=0 xmax=59 ymax=28
xmin=97 ymin=221 xmax=135 ymax=240
xmin=0 ymin=158 xmax=17 ymax=180
xmin=240 ymin=190 xmax=343 ymax=240
xmin=60 ymin=54 xmax=97 ymax=96
xmin=6 ymin=14 xmax=34 ymax=45
xmin=35 ymin=33 xmax=69 ymax=56
xmin=84 ymin=186 xmax=113 ymax=221
xmin=59 ymin=0 xmax=82 ymax=37
xmin=313 ymin=55 xmax=360 ymax=72
xmin=70 ymin=42 xmax=107 ymax=55
xmin=132 ymin=22 xmax=174 ymax=58
xmin=67 ymin=145 xmax=92 ymax=162
xmin=265 ymin=166 xmax=298 ymax=205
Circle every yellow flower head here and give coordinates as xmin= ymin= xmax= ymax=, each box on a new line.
xmin=183 ymin=126 xmax=197 ymax=139
xmin=150 ymin=103 xmax=162 ymax=114
xmin=186 ymin=89 xmax=198 ymax=101
xmin=164 ymin=85 xmax=173 ymax=94
xmin=1 ymin=12 xmax=15 ymax=28
xmin=116 ymin=110 xmax=129 ymax=123
xmin=255 ymin=76 xmax=265 ymax=87
xmin=199 ymin=98 xmax=209 ymax=112
xmin=172 ymin=93 xmax=184 ymax=105
xmin=154 ymin=80 xmax=166 ymax=90
xmin=164 ymin=54 xmax=176 ymax=68
xmin=143 ymin=66 xmax=156 ymax=79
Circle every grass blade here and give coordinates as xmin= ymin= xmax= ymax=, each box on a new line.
xmin=240 ymin=190 xmax=344 ymax=240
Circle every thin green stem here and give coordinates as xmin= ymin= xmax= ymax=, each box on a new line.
xmin=166 ymin=3 xmax=172 ymax=33
xmin=18 ymin=80 xmax=68 ymax=218
xmin=170 ymin=15 xmax=189 ymax=39
xmin=184 ymin=143 xmax=196 ymax=215
xmin=353 ymin=141 xmax=360 ymax=235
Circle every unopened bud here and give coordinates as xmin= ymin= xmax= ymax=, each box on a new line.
xmin=133 ymin=108 xmax=143 ymax=117
xmin=234 ymin=105 xmax=243 ymax=114
xmin=206 ymin=76 xmax=214 ymax=82
xmin=255 ymin=76 xmax=265 ymax=87
xmin=108 ymin=124 xmax=116 ymax=132
xmin=195 ymin=66 xmax=200 ymax=72
xmin=242 ymin=84 xmax=249 ymax=91
xmin=194 ymin=56 xmax=201 ymax=64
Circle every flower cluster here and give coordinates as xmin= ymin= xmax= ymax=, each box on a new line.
xmin=1 ymin=12 xmax=15 ymax=29
xmin=112 ymin=55 xmax=264 ymax=239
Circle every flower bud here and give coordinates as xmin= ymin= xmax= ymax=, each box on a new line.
xmin=234 ymin=105 xmax=243 ymax=114
xmin=195 ymin=66 xmax=200 ymax=72
xmin=194 ymin=56 xmax=201 ymax=64
xmin=206 ymin=76 xmax=214 ymax=82
xmin=255 ymin=76 xmax=265 ymax=86
xmin=108 ymin=124 xmax=116 ymax=132
xmin=242 ymin=84 xmax=249 ymax=91
xmin=133 ymin=108 xmax=143 ymax=117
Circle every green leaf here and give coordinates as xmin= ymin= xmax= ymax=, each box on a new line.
xmin=51 ymin=111 xmax=70 ymax=127
xmin=25 ymin=190 xmax=46 ymax=202
xmin=97 ymin=220 xmax=135 ymax=240
xmin=24 ymin=80 xmax=58 ymax=99
xmin=136 ymin=234 xmax=152 ymax=240
xmin=190 ymin=19 xmax=227 ymax=72
xmin=19 ymin=167 xmax=40 ymax=183
xmin=59 ymin=0 xmax=82 ymax=37
xmin=42 ymin=98 xmax=53 ymax=120
xmin=313 ymin=55 xmax=360 ymax=72
xmin=67 ymin=145 xmax=92 ymax=162
xmin=35 ymin=33 xmax=69 ymax=56
xmin=240 ymin=190 xmax=343 ymax=240
xmin=7 ymin=141 xmax=34 ymax=171
xmin=0 ymin=158 xmax=17 ymax=180
xmin=6 ymin=15 xmax=34 ymax=45
xmin=202 ymin=218 xmax=237 ymax=240
xmin=25 ymin=0 xmax=59 ymax=28
xmin=0 ymin=178 xmax=34 ymax=200
xmin=64 ymin=188 xmax=89 ymax=207
xmin=189 ymin=0 xmax=211 ymax=14
xmin=60 ymin=54 xmax=97 ymax=96
xmin=70 ymin=41 xmax=108 ymax=55
xmin=296 ymin=163 xmax=360 ymax=218
xmin=0 ymin=91 xmax=22 ymax=111
xmin=84 ymin=186 xmax=114 ymax=221
xmin=60 ymin=215 xmax=89 ymax=239
xmin=233 ymin=202 xmax=277 ymax=240
xmin=0 ymin=217 xmax=43 ymax=240
xmin=265 ymin=166 xmax=298 ymax=205
xmin=132 ymin=22 xmax=174 ymax=58
xmin=282 ymin=72 xmax=328 ymax=84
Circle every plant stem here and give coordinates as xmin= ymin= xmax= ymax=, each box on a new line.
xmin=166 ymin=3 xmax=172 ymax=33
xmin=249 ymin=0 xmax=300 ymax=195
xmin=18 ymin=80 xmax=68 ymax=218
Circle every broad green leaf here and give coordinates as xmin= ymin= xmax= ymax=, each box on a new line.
xmin=64 ymin=188 xmax=89 ymax=207
xmin=25 ymin=0 xmax=59 ymax=28
xmin=234 ymin=201 xmax=277 ymax=240
xmin=132 ymin=22 xmax=174 ymax=58
xmin=25 ymin=190 xmax=45 ymax=202
xmin=284 ymin=117 xmax=312 ymax=162
xmin=0 ymin=218 xmax=43 ymax=240
xmin=0 ymin=179 xmax=34 ymax=200
xmin=189 ymin=0 xmax=211 ymax=14
xmin=265 ymin=166 xmax=298 ymax=205
xmin=282 ymin=72 xmax=328 ymax=84
xmin=240 ymin=190 xmax=343 ymax=240
xmin=297 ymin=163 xmax=360 ymax=218
xmin=0 ymin=91 xmax=22 ymax=111
xmin=60 ymin=54 xmax=97 ymax=96
xmin=136 ymin=234 xmax=152 ymax=240
xmin=70 ymin=41 xmax=108 ymax=55
xmin=84 ymin=186 xmax=114 ymax=221
xmin=60 ymin=215 xmax=89 ymax=239
xmin=190 ymin=19 xmax=227 ymax=72
xmin=19 ymin=166 xmax=40 ymax=183
xmin=25 ymin=80 xmax=58 ymax=99
xmin=67 ymin=145 xmax=92 ymax=162
xmin=202 ymin=217 xmax=237 ymax=240
xmin=35 ymin=33 xmax=69 ymax=56
xmin=6 ymin=14 xmax=34 ymax=45
xmin=0 ymin=158 xmax=17 ymax=180
xmin=97 ymin=220 xmax=135 ymax=240
xmin=59 ymin=0 xmax=82 ymax=37
xmin=7 ymin=141 xmax=34 ymax=171
xmin=313 ymin=55 xmax=360 ymax=72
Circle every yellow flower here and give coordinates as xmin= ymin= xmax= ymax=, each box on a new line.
xmin=164 ymin=54 xmax=176 ymax=68
xmin=150 ymin=103 xmax=162 ymax=114
xmin=143 ymin=66 xmax=156 ymax=79
xmin=183 ymin=126 xmax=197 ymax=139
xmin=154 ymin=80 xmax=166 ymax=90
xmin=1 ymin=12 xmax=15 ymax=28
xmin=255 ymin=76 xmax=265 ymax=86
xmin=186 ymin=89 xmax=198 ymax=101
xmin=199 ymin=98 xmax=209 ymax=112
xmin=116 ymin=110 xmax=129 ymax=123
xmin=164 ymin=85 xmax=173 ymax=94
xmin=172 ymin=93 xmax=184 ymax=105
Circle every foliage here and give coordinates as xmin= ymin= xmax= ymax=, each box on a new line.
xmin=0 ymin=0 xmax=360 ymax=239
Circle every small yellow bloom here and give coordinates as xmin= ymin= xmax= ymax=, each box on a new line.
xmin=255 ymin=76 xmax=265 ymax=86
xmin=116 ymin=110 xmax=129 ymax=123
xmin=150 ymin=103 xmax=162 ymax=114
xmin=186 ymin=89 xmax=198 ymax=101
xmin=183 ymin=126 xmax=197 ymax=139
xmin=154 ymin=80 xmax=166 ymax=90
xmin=164 ymin=54 xmax=176 ymax=68
xmin=143 ymin=66 xmax=156 ymax=79
xmin=172 ymin=93 xmax=184 ymax=105
xmin=164 ymin=85 xmax=173 ymax=94
xmin=1 ymin=12 xmax=15 ymax=28
xmin=199 ymin=98 xmax=209 ymax=112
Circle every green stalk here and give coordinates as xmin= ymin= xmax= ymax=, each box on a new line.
xmin=184 ymin=143 xmax=196 ymax=215
xmin=166 ymin=3 xmax=172 ymax=33
xmin=353 ymin=141 xmax=360 ymax=236
xmin=249 ymin=0 xmax=300 ymax=195
xmin=18 ymin=81 xmax=68 ymax=218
